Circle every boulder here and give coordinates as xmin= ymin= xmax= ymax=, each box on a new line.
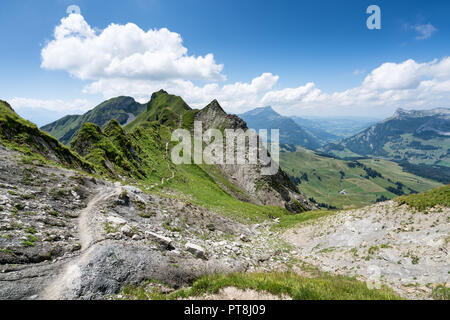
xmin=186 ymin=243 xmax=206 ymax=259
xmin=146 ymin=231 xmax=174 ymax=250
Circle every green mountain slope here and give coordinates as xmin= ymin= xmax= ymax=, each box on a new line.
xmin=323 ymin=108 xmax=450 ymax=166
xmin=125 ymin=90 xmax=193 ymax=131
xmin=41 ymin=96 xmax=146 ymax=145
xmin=395 ymin=184 xmax=450 ymax=211
xmin=66 ymin=91 xmax=314 ymax=220
xmin=280 ymin=146 xmax=442 ymax=209
xmin=0 ymin=100 xmax=92 ymax=171
xmin=239 ymin=107 xmax=322 ymax=149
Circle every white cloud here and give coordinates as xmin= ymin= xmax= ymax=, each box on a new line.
xmin=362 ymin=59 xmax=425 ymax=90
xmin=9 ymin=97 xmax=93 ymax=113
xmin=83 ymin=73 xmax=280 ymax=114
xmin=38 ymin=14 xmax=450 ymax=118
xmin=414 ymin=23 xmax=437 ymax=40
xmin=261 ymin=82 xmax=325 ymax=105
xmin=257 ymin=57 xmax=450 ymax=116
xmin=41 ymin=14 xmax=224 ymax=81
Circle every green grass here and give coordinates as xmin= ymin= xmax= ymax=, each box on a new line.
xmin=275 ymin=210 xmax=336 ymax=229
xmin=71 ymin=112 xmax=292 ymax=223
xmin=121 ymin=271 xmax=401 ymax=300
xmin=0 ymin=100 xmax=93 ymax=172
xmin=382 ymin=133 xmax=450 ymax=167
xmin=280 ymin=147 xmax=441 ymax=209
xmin=431 ymin=284 xmax=450 ymax=300
xmin=125 ymin=90 xmax=191 ymax=132
xmin=41 ymin=96 xmax=146 ymax=145
xmin=395 ymin=185 xmax=450 ymax=211
xmin=168 ymin=163 xmax=291 ymax=223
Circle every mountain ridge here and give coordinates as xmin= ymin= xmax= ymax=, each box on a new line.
xmin=41 ymin=96 xmax=146 ymax=145
xmin=322 ymin=107 xmax=450 ymax=167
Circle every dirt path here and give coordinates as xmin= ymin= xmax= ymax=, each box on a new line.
xmin=39 ymin=186 xmax=122 ymax=300
xmin=161 ymin=142 xmax=175 ymax=185
xmin=149 ymin=142 xmax=175 ymax=188
xmin=79 ymin=187 xmax=121 ymax=250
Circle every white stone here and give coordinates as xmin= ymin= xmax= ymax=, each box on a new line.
xmin=107 ymin=216 xmax=127 ymax=225
xmin=186 ymin=243 xmax=206 ymax=259
xmin=146 ymin=231 xmax=173 ymax=249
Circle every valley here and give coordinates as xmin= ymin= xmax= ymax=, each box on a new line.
xmin=280 ymin=147 xmax=441 ymax=209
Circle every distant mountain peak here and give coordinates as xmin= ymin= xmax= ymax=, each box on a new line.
xmin=239 ymin=106 xmax=321 ymax=150
xmin=393 ymin=107 xmax=450 ymax=119
xmin=242 ymin=106 xmax=279 ymax=117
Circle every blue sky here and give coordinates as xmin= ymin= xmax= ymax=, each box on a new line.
xmin=1 ymin=0 xmax=450 ymax=125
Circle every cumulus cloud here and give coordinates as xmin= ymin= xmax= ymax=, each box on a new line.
xmin=41 ymin=14 xmax=224 ymax=81
xmin=257 ymin=57 xmax=450 ymax=116
xmin=83 ymin=72 xmax=280 ymax=114
xmin=261 ymin=82 xmax=325 ymax=105
xmin=38 ymin=14 xmax=450 ymax=117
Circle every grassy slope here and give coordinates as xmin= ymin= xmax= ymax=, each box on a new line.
xmin=383 ymin=133 xmax=450 ymax=166
xmin=121 ymin=271 xmax=401 ymax=300
xmin=0 ymin=100 xmax=92 ymax=171
xmin=125 ymin=90 xmax=192 ymax=132
xmin=396 ymin=184 xmax=450 ymax=211
xmin=42 ymin=96 xmax=146 ymax=145
xmin=67 ymin=94 xmax=293 ymax=223
xmin=280 ymin=147 xmax=441 ymax=209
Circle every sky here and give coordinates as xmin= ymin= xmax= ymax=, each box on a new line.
xmin=1 ymin=0 xmax=450 ymax=126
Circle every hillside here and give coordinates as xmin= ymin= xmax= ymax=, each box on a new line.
xmin=280 ymin=147 xmax=441 ymax=209
xmin=283 ymin=185 xmax=450 ymax=299
xmin=239 ymin=107 xmax=322 ymax=149
xmin=60 ymin=91 xmax=314 ymax=214
xmin=41 ymin=96 xmax=146 ymax=145
xmin=1 ymin=96 xmax=448 ymax=300
xmin=323 ymin=108 xmax=450 ymax=166
xmin=0 ymin=100 xmax=92 ymax=171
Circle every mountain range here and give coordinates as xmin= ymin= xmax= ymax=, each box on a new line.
xmin=323 ymin=108 xmax=450 ymax=167
xmin=239 ymin=106 xmax=322 ymax=149
xmin=41 ymin=96 xmax=146 ymax=145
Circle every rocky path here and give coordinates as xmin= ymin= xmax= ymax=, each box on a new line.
xmin=39 ymin=185 xmax=122 ymax=300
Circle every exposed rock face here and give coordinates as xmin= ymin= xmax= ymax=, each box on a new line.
xmin=196 ymin=100 xmax=315 ymax=212
xmin=196 ymin=100 xmax=247 ymax=131
xmin=284 ymin=200 xmax=450 ymax=299
xmin=0 ymin=146 xmax=294 ymax=300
